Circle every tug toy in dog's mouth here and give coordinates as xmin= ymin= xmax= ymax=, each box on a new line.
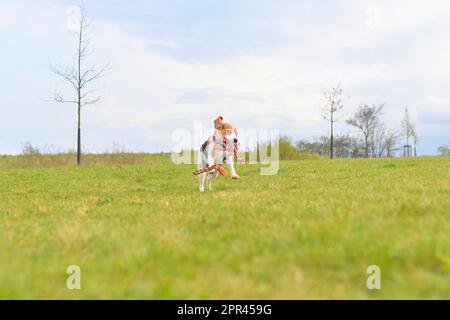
xmin=216 ymin=165 xmax=228 ymax=177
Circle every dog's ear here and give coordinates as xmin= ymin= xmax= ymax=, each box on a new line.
xmin=214 ymin=116 xmax=224 ymax=129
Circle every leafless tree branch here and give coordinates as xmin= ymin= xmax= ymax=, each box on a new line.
xmin=82 ymin=96 xmax=102 ymax=106
xmin=80 ymin=63 xmax=110 ymax=88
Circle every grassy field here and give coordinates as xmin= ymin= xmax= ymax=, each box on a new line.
xmin=0 ymin=155 xmax=449 ymax=299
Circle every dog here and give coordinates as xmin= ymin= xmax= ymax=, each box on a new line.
xmin=196 ymin=116 xmax=241 ymax=192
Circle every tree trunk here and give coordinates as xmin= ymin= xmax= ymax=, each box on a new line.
xmin=365 ymin=135 xmax=369 ymax=158
xmin=330 ymin=111 xmax=334 ymax=160
xmin=77 ymin=22 xmax=82 ymax=166
xmin=77 ymin=103 xmax=81 ymax=165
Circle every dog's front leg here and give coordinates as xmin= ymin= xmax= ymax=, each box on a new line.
xmin=227 ymin=156 xmax=240 ymax=180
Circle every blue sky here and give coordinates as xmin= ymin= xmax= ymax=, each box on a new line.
xmin=1 ymin=0 xmax=449 ymax=154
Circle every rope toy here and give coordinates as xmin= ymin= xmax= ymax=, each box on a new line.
xmin=194 ymin=132 xmax=244 ymax=177
xmin=193 ymin=164 xmax=228 ymax=177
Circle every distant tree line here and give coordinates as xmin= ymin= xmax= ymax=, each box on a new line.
xmin=296 ymin=133 xmax=400 ymax=158
xmin=316 ymin=83 xmax=420 ymax=159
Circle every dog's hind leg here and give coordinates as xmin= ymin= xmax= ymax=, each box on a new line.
xmin=207 ymin=171 xmax=219 ymax=191
xmin=199 ymin=172 xmax=207 ymax=192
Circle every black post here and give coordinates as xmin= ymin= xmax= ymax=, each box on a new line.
xmin=77 ymin=127 xmax=81 ymax=165
xmin=77 ymin=103 xmax=81 ymax=166
xmin=330 ymin=111 xmax=334 ymax=160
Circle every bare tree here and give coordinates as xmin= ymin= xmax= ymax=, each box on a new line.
xmin=322 ymin=82 xmax=347 ymax=159
xmin=438 ymin=145 xmax=450 ymax=155
xmin=412 ymin=129 xmax=420 ymax=156
xmin=383 ymin=130 xmax=400 ymax=158
xmin=51 ymin=6 xmax=108 ymax=165
xmin=346 ymin=104 xmax=384 ymax=158
xmin=372 ymin=123 xmax=387 ymax=158
xmin=401 ymin=107 xmax=416 ymax=147
xmin=372 ymin=124 xmax=398 ymax=158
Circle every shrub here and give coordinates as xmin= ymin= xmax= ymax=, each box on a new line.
xmin=438 ymin=145 xmax=450 ymax=155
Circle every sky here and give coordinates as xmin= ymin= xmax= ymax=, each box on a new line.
xmin=1 ymin=0 xmax=449 ymax=155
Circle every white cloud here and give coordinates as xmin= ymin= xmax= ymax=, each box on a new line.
xmin=0 ymin=6 xmax=15 ymax=27
xmin=415 ymin=97 xmax=450 ymax=124
xmin=370 ymin=0 xmax=450 ymax=32
xmin=1 ymin=1 xmax=450 ymax=154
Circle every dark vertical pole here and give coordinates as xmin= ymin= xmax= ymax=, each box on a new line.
xmin=77 ymin=19 xmax=82 ymax=166
xmin=77 ymin=106 xmax=81 ymax=165
xmin=365 ymin=136 xmax=369 ymax=158
xmin=330 ymin=110 xmax=334 ymax=159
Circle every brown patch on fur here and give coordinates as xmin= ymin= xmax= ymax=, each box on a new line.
xmin=214 ymin=116 xmax=238 ymax=136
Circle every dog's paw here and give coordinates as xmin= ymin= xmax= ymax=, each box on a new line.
xmin=232 ymin=175 xmax=240 ymax=180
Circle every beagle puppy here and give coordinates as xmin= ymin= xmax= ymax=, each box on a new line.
xmin=197 ymin=116 xmax=240 ymax=192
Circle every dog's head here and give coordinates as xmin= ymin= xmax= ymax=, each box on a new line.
xmin=214 ymin=116 xmax=224 ymax=130
xmin=215 ymin=116 xmax=238 ymax=136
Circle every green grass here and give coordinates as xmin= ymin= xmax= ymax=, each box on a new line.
xmin=0 ymin=155 xmax=449 ymax=299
